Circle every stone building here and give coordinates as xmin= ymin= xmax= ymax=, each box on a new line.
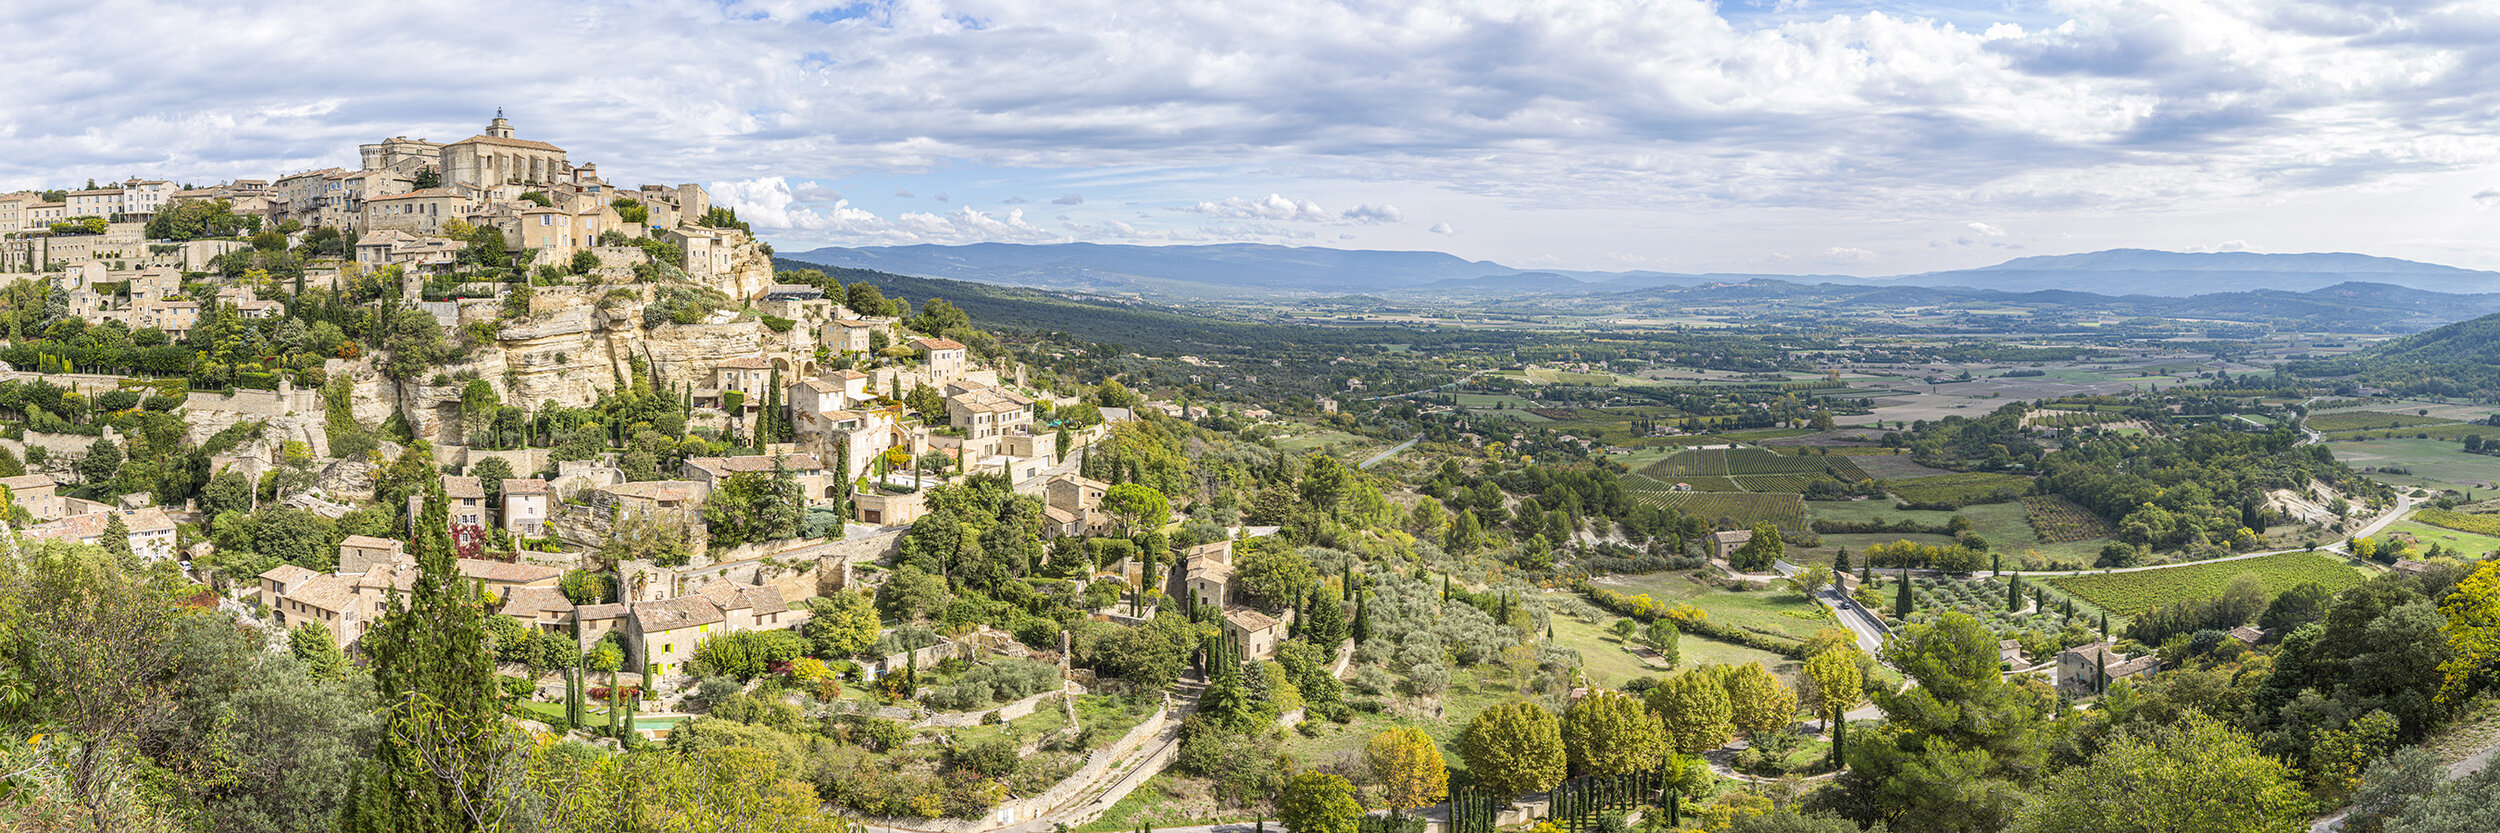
xmin=442 ymin=113 xmax=570 ymax=188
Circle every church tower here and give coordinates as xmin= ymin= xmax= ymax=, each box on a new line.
xmin=487 ymin=109 xmax=514 ymax=139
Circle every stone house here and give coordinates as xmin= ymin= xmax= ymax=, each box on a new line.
xmin=698 ymin=581 xmax=798 ymax=632
xmin=497 ymin=585 xmax=577 ymax=635
xmin=944 ymin=381 xmax=1036 ymax=460
xmin=2057 ymin=642 xmax=2159 ymax=693
xmin=501 ymin=478 xmax=550 ymax=537
xmin=823 ymin=319 xmax=882 ymax=353
xmin=20 ymin=507 xmax=176 ymax=561
xmin=914 ymin=337 xmax=968 ymax=383
xmin=1223 ymin=607 xmax=1289 ymax=661
xmin=1 ymin=473 xmax=60 ymax=520
xmin=853 ymin=486 xmax=927 ymax=527
xmin=680 ymin=453 xmax=835 ymax=507
xmin=631 ymin=595 xmax=726 ymax=682
xmin=591 ymin=480 xmax=710 ymax=525
xmin=362 ymin=188 xmax=472 ymax=236
xmin=577 ymin=603 xmax=630 ymax=652
xmin=258 ymin=565 xmax=360 ymax=650
xmin=1183 ymin=540 xmax=1234 ymax=611
xmin=1708 ymin=529 xmax=1754 ymax=561
xmin=455 ymin=558 xmax=563 ymax=600
xmin=338 ymin=535 xmax=405 ymax=574
xmin=1043 ymin=474 xmax=1109 ymax=537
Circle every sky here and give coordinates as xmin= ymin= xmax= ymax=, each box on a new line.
xmin=7 ymin=0 xmax=2500 ymax=275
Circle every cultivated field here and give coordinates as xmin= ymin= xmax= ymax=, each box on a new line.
xmin=2044 ymin=552 xmax=2370 ymax=618
xmin=1889 ymin=472 xmax=2031 ymax=508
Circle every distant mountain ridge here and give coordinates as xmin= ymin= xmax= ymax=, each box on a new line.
xmin=788 ymin=242 xmax=2500 ymax=298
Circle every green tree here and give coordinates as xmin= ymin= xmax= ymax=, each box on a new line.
xmin=1802 ymin=648 xmax=1865 ymax=724
xmin=844 ymin=282 xmax=889 ymax=317
xmin=1101 ymin=482 xmax=1171 ymax=534
xmin=337 ymin=475 xmax=500 ymax=833
xmin=1647 ymin=670 xmax=1736 ymax=754
xmin=291 ymin=620 xmax=351 ymax=682
xmin=1280 ymin=772 xmax=1363 ymax=833
xmin=1729 ymin=523 xmax=1783 ymax=571
xmin=1458 ymin=700 xmax=1568 ymax=799
xmin=2015 ymin=714 xmax=2309 ymax=833
xmin=1234 ymin=547 xmax=1319 ymax=610
xmin=1562 ymin=689 xmax=1672 ymax=778
xmin=78 ymin=436 xmax=123 ymax=485
xmin=1720 ymin=662 xmax=1800 ymax=739
xmin=802 ymin=591 xmax=880 ymax=658
xmin=100 ymin=510 xmax=133 ymax=560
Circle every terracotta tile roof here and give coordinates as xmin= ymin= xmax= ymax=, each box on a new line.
xmin=341 ymin=534 xmax=402 ymax=550
xmin=501 ymin=586 xmax=576 ymax=618
xmin=699 ymin=582 xmax=790 ymax=616
xmin=0 ymin=473 xmax=55 ymax=491
xmin=634 ymin=596 xmax=725 ymax=633
xmin=366 ymin=188 xmax=464 ymax=202
xmin=601 ymin=480 xmax=703 ymax=502
xmin=685 ymin=454 xmax=825 ymax=477
xmin=456 ymin=558 xmax=562 ymax=585
xmin=577 ymin=603 xmax=630 ymax=620
xmin=443 ymin=476 xmax=486 ymax=499
xmin=830 ymin=369 xmax=869 ymax=379
xmin=716 ymin=356 xmax=774 ymax=370
xmin=1223 ymin=606 xmax=1281 ymax=633
xmin=124 ymin=507 xmax=174 ymax=533
xmin=914 ymin=337 xmax=967 ymax=351
xmin=288 ymin=575 xmax=359 ymax=612
xmin=501 ymin=478 xmax=549 ymax=496
xmin=259 ymin=564 xmax=319 ymax=585
xmin=447 ymin=134 xmax=565 ymax=152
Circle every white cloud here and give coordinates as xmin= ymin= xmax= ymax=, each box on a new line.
xmin=1819 ymin=247 xmax=1877 ymax=264
xmin=13 ymin=0 xmax=2500 ymax=267
xmin=1184 ymin=194 xmax=1333 ymax=222
xmin=1340 ymin=203 xmax=1403 ymax=224
xmin=2476 ymin=189 xmax=2500 ymax=209
xmin=1966 ymin=221 xmax=2006 ymax=237
xmin=1429 ymin=222 xmax=1457 ymax=236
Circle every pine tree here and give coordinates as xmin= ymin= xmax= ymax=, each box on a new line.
xmin=339 ymin=472 xmax=499 ymax=832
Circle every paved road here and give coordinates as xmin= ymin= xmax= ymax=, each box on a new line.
xmin=2310 ymin=727 xmax=2500 ymax=833
xmin=2003 ymin=492 xmax=2418 ymax=579
xmin=1768 ymin=559 xmax=1891 ymax=656
xmin=1358 ymin=437 xmax=1421 ymax=469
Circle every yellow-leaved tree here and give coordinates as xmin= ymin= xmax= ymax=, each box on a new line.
xmin=2439 ymin=560 xmax=2500 ymax=704
xmin=1365 ymin=727 xmax=1449 ymax=810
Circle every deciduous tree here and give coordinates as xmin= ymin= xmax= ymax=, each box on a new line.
xmin=1563 ymin=689 xmax=1672 ymax=778
xmin=1365 ymin=727 xmax=1449 ymax=810
xmin=1458 ymin=700 xmax=1567 ymax=800
xmin=1647 ymin=671 xmax=1735 ymax=754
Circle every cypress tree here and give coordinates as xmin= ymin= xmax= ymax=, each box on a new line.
xmin=340 ymin=470 xmax=498 ymax=832
xmin=2007 ymin=575 xmax=2023 ymax=611
xmin=1990 ymin=552 xmax=2001 ymax=576
xmin=1352 ymin=594 xmax=1370 ymax=644
xmin=1833 ymin=547 xmax=1848 ymax=576
xmin=1831 ymin=710 xmax=1847 ymax=768
xmin=2097 ymin=612 xmax=2109 ymax=636
xmin=1893 ymin=571 xmax=1913 ymax=619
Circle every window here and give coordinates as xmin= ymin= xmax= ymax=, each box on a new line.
xmin=664 ymin=643 xmax=674 ymax=653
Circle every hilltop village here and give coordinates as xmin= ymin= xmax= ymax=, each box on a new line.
xmin=17 ymin=117 xmax=2500 ymax=833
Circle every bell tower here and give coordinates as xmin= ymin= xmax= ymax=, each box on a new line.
xmin=487 ymin=108 xmax=514 ymax=139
